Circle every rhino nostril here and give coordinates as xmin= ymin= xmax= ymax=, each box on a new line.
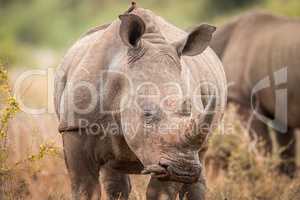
xmin=158 ymin=161 xmax=169 ymax=169
xmin=159 ymin=161 xmax=178 ymax=172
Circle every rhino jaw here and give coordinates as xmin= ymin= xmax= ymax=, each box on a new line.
xmin=141 ymin=157 xmax=201 ymax=184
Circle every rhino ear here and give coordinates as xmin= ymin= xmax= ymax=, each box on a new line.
xmin=119 ymin=14 xmax=146 ymax=48
xmin=173 ymin=24 xmax=216 ymax=57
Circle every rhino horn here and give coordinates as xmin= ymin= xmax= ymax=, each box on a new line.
xmin=182 ymin=95 xmax=217 ymax=149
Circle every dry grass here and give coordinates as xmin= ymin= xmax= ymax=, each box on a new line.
xmin=206 ymin=105 xmax=300 ymax=200
xmin=1 ymin=69 xmax=299 ymax=200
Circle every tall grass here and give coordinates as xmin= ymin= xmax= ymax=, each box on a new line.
xmin=206 ymin=104 xmax=300 ymax=200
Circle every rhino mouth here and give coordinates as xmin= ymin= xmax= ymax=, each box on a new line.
xmin=141 ymin=162 xmax=200 ymax=184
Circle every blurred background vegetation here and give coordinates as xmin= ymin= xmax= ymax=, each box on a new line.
xmin=1 ymin=1 xmax=300 ymax=199
xmin=0 ymin=0 xmax=300 ymax=67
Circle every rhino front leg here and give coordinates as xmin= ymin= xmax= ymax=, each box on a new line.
xmin=250 ymin=115 xmax=272 ymax=153
xmin=236 ymin=103 xmax=272 ymax=154
xmin=100 ymin=166 xmax=131 ymax=200
xmin=146 ymin=178 xmax=183 ymax=200
xmin=178 ymin=174 xmax=206 ymax=200
xmin=62 ymin=132 xmax=101 ymax=200
xmin=275 ymin=128 xmax=296 ymax=177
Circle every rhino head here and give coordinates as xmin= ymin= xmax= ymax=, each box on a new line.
xmin=117 ymin=13 xmax=217 ymax=183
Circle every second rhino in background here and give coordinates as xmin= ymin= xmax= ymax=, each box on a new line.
xmin=211 ymin=11 xmax=300 ymax=176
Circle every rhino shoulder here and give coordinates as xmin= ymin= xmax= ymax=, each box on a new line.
xmin=54 ymin=23 xmax=111 ymax=119
xmin=81 ymin=23 xmax=111 ymax=38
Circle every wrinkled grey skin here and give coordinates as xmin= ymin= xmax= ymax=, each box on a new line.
xmin=211 ymin=11 xmax=300 ymax=176
xmin=55 ymin=5 xmax=226 ymax=200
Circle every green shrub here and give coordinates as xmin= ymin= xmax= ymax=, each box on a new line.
xmin=200 ymin=0 xmax=259 ymax=19
xmin=0 ymin=62 xmax=60 ymax=199
xmin=264 ymin=0 xmax=300 ymax=17
xmin=0 ymin=63 xmax=21 ymax=199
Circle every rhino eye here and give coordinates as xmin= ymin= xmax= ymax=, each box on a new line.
xmin=144 ymin=110 xmax=153 ymax=118
xmin=143 ymin=105 xmax=161 ymax=124
xmin=180 ymin=99 xmax=191 ymax=116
